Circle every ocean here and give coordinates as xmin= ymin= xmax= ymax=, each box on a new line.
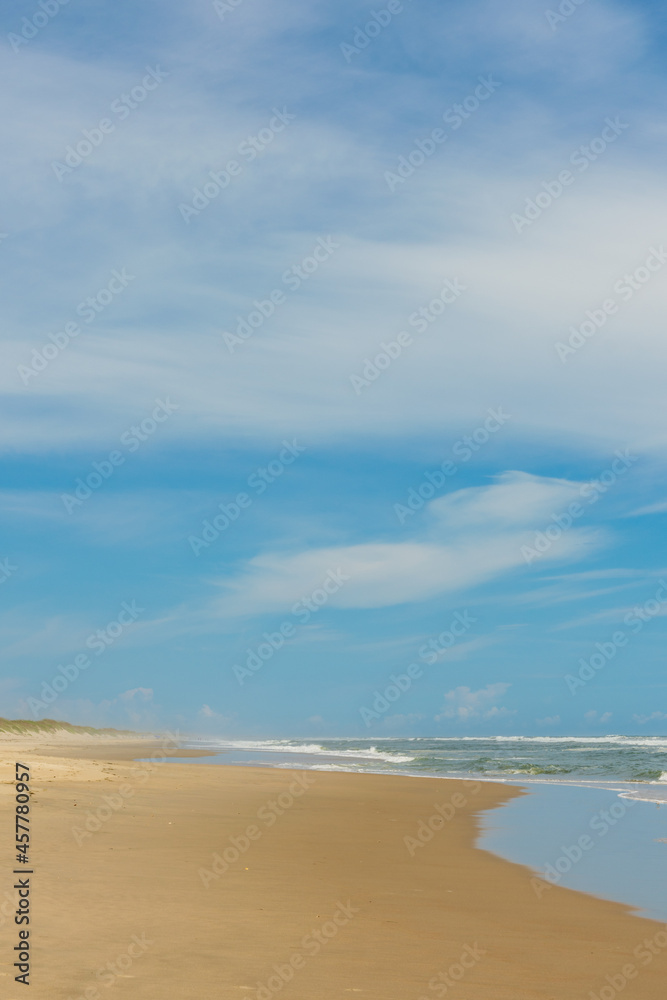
xmin=171 ymin=735 xmax=667 ymax=921
xmin=180 ymin=735 xmax=667 ymax=796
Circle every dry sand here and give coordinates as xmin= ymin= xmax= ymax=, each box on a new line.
xmin=1 ymin=735 xmax=666 ymax=999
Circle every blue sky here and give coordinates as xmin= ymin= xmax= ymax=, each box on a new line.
xmin=2 ymin=0 xmax=667 ymax=737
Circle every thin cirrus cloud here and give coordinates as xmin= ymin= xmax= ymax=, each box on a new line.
xmin=426 ymin=471 xmax=583 ymax=528
xmin=4 ymin=181 xmax=667 ymax=457
xmin=1 ymin=0 xmax=666 ymax=461
xmin=212 ymin=473 xmax=602 ymax=616
xmin=627 ymin=500 xmax=667 ymax=517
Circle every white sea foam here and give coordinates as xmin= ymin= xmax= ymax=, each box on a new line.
xmin=190 ymin=738 xmax=415 ymax=764
xmin=308 ymin=764 xmax=362 ymax=772
xmin=184 ymin=735 xmax=667 ymax=785
xmin=449 ymin=735 xmax=667 ymax=748
xmin=216 ymin=734 xmax=667 ymax=749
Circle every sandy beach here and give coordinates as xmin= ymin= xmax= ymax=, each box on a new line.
xmin=1 ymin=735 xmax=666 ymax=999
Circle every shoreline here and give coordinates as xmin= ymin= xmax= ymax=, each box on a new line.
xmin=9 ymin=729 xmax=667 ymax=803
xmin=158 ymin=754 xmax=667 ymax=803
xmin=176 ymin=736 xmax=667 ymax=805
xmin=2 ymin=736 xmax=667 ymax=997
xmin=130 ymin=743 xmax=667 ymax=923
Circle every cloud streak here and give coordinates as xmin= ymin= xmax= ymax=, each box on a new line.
xmin=212 ymin=473 xmax=603 ymax=616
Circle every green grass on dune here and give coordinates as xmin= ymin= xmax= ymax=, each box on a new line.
xmin=0 ymin=717 xmax=136 ymax=736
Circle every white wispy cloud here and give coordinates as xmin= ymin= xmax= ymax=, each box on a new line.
xmin=208 ymin=473 xmax=604 ymax=616
xmin=585 ymin=710 xmax=613 ymax=724
xmin=627 ymin=500 xmax=667 ymax=517
xmin=536 ymin=714 xmax=560 ymax=726
xmin=435 ymin=682 xmax=512 ymax=721
xmin=633 ymin=711 xmax=667 ymax=725
xmin=0 ymin=0 xmax=665 ymax=461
